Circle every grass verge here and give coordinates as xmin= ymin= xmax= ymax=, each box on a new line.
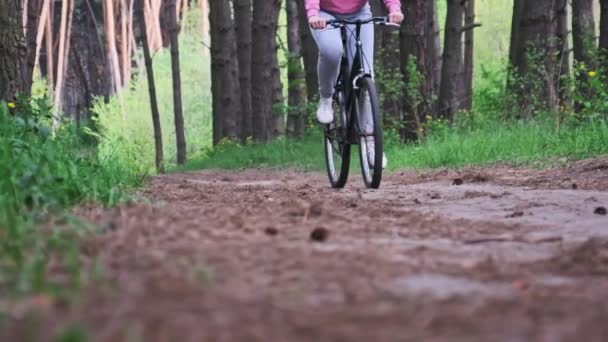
xmin=179 ymin=119 xmax=608 ymax=172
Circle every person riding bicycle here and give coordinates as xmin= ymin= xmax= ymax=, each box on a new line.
xmin=307 ymin=0 xmax=403 ymax=168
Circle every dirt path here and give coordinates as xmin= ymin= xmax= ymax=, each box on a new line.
xmin=5 ymin=159 xmax=608 ymax=341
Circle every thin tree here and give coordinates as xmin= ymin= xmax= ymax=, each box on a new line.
xmin=53 ymin=0 xmax=74 ymax=118
xmin=137 ymin=0 xmax=164 ymax=173
xmin=208 ymin=0 xmax=241 ymax=144
xmin=251 ymin=0 xmax=282 ymax=141
xmin=103 ymin=0 xmax=122 ymax=93
xmin=43 ymin=0 xmax=53 ymax=87
xmin=296 ymin=0 xmax=319 ymax=103
xmin=24 ymin=0 xmax=42 ymax=93
xmin=271 ymin=35 xmax=285 ymax=138
xmin=463 ymin=0 xmax=477 ymax=111
xmin=426 ymin=0 xmax=442 ymax=110
xmin=0 ymin=0 xmax=28 ymax=101
xmin=234 ymin=0 xmax=253 ymax=141
xmin=166 ymin=0 xmax=187 ymax=164
xmin=555 ymin=0 xmax=570 ymax=104
xmin=286 ymin=0 xmax=307 ymax=137
xmin=601 ymin=0 xmax=608 ymax=74
xmin=438 ymin=0 xmax=466 ymax=122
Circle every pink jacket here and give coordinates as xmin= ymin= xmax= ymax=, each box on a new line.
xmin=305 ymin=0 xmax=401 ymax=18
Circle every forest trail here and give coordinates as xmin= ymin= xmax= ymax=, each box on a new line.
xmin=10 ymin=159 xmax=608 ymax=341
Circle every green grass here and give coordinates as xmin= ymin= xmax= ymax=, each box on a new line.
xmin=179 ymin=119 xmax=608 ymax=172
xmin=0 ymin=97 xmax=141 ymax=298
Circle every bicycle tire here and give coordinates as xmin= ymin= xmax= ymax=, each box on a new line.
xmin=356 ymin=77 xmax=383 ymax=189
xmin=324 ymin=90 xmax=351 ymax=188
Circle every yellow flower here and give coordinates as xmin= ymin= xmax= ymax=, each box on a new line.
xmin=7 ymin=102 xmax=16 ymax=109
xmin=588 ymin=71 xmax=597 ymax=78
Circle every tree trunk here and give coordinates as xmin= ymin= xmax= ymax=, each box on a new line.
xmin=286 ymin=0 xmax=307 ymax=137
xmin=508 ymin=0 xmax=560 ymax=116
xmin=600 ymin=0 xmax=608 ymax=75
xmin=427 ymin=0 xmax=441 ymax=112
xmin=24 ymin=0 xmax=42 ymax=94
xmin=572 ymin=0 xmax=596 ymax=71
xmin=209 ymin=0 xmax=241 ymax=144
xmin=507 ymin=0 xmax=524 ymax=101
xmin=271 ymin=30 xmax=285 ymax=138
xmin=572 ymin=0 xmax=596 ymax=106
xmin=0 ymin=0 xmax=28 ymax=101
xmin=251 ymin=0 xmax=282 ymax=141
xmin=62 ymin=0 xmax=111 ymax=124
xmin=234 ymin=0 xmax=253 ymax=141
xmin=296 ymin=0 xmax=319 ymax=102
xmin=137 ymin=0 xmax=164 ymax=173
xmin=166 ymin=0 xmax=187 ymax=164
xmin=438 ymin=0 xmax=465 ymax=122
xmin=104 ymin=0 xmax=122 ymax=93
xmin=556 ymin=0 xmax=570 ymax=104
xmin=400 ymin=0 xmax=433 ymax=141
xmin=463 ymin=0 xmax=475 ymax=111
xmin=370 ymin=0 xmax=385 ymax=55
xmin=43 ymin=0 xmax=53 ymax=87
xmin=53 ymin=0 xmax=73 ymax=116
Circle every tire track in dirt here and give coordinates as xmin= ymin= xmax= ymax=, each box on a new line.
xmin=3 ymin=158 xmax=608 ymax=341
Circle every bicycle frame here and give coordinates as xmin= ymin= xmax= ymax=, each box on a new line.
xmin=327 ymin=17 xmax=393 ymax=143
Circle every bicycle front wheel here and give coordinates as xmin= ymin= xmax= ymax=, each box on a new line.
xmin=356 ymin=77 xmax=383 ymax=189
xmin=324 ymin=91 xmax=351 ymax=188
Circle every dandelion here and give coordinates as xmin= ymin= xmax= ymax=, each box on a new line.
xmin=7 ymin=102 xmax=16 ymax=109
xmin=588 ymin=71 xmax=597 ymax=78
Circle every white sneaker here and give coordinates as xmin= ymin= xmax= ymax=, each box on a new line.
xmin=365 ymin=136 xmax=388 ymax=169
xmin=317 ymin=97 xmax=334 ymax=124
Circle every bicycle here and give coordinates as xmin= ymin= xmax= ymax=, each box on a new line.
xmin=322 ymin=17 xmax=397 ymax=189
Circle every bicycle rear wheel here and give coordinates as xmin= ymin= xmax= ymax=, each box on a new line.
xmin=324 ymin=91 xmax=351 ymax=188
xmin=356 ymin=77 xmax=383 ymax=189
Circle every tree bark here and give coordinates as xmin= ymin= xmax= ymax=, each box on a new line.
xmin=104 ymin=0 xmax=123 ymax=93
xmin=400 ymin=0 xmax=433 ymax=141
xmin=251 ymin=0 xmax=282 ymax=141
xmin=53 ymin=0 xmax=73 ymax=115
xmin=166 ymin=0 xmax=187 ymax=164
xmin=438 ymin=0 xmax=465 ymax=122
xmin=271 ymin=30 xmax=285 ymax=138
xmin=209 ymin=0 xmax=241 ymax=144
xmin=137 ymin=0 xmax=164 ymax=173
xmin=601 ymin=0 xmax=608 ymax=75
xmin=556 ymin=0 xmax=570 ymax=104
xmin=508 ymin=0 xmax=560 ymax=116
xmin=296 ymin=0 xmax=319 ymax=102
xmin=0 ymin=0 xmax=28 ymax=101
xmin=24 ymin=0 xmax=42 ymax=94
xmin=572 ymin=0 xmax=596 ymax=71
xmin=286 ymin=0 xmax=307 ymax=137
xmin=426 ymin=0 xmax=441 ymax=111
xmin=234 ymin=0 xmax=253 ymax=141
xmin=62 ymin=0 xmax=111 ymax=124
xmin=463 ymin=0 xmax=475 ymax=111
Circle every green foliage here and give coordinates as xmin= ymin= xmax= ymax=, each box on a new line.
xmin=0 ymin=96 xmax=140 ymax=299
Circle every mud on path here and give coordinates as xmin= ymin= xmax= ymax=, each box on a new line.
xmin=5 ymin=158 xmax=608 ymax=341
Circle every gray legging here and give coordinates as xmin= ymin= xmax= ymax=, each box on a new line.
xmin=310 ymin=5 xmax=375 ymax=132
